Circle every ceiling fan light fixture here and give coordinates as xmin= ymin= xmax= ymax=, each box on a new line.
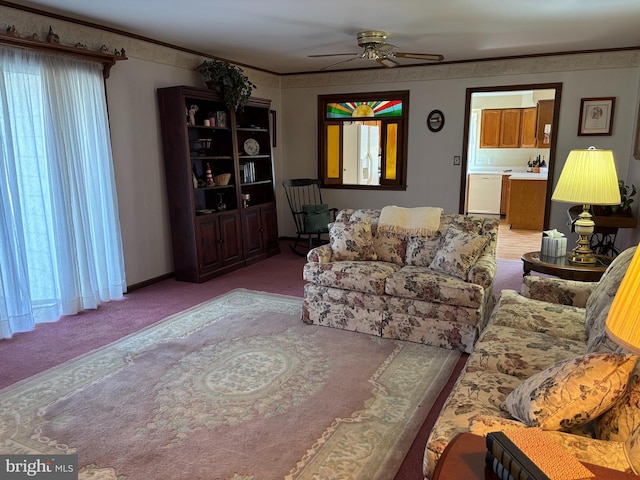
xmin=357 ymin=30 xmax=388 ymax=47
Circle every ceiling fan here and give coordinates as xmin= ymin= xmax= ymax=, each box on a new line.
xmin=308 ymin=30 xmax=444 ymax=70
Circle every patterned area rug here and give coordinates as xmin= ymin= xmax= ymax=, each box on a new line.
xmin=0 ymin=289 xmax=460 ymax=480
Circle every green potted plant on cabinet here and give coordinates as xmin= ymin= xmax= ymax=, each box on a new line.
xmin=611 ymin=180 xmax=637 ymax=215
xmin=196 ymin=59 xmax=256 ymax=112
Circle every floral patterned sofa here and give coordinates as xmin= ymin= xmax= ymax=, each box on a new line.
xmin=424 ymin=245 xmax=640 ymax=479
xmin=302 ymin=208 xmax=500 ymax=353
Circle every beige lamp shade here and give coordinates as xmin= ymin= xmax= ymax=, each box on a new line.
xmin=606 ymin=245 xmax=640 ymax=354
xmin=551 ymin=148 xmax=621 ymax=206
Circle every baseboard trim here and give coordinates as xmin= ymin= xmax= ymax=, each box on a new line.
xmin=127 ymin=272 xmax=174 ymax=293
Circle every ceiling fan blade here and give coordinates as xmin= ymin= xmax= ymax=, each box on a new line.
xmin=322 ymin=56 xmax=362 ymax=70
xmin=376 ymin=56 xmax=399 ymax=68
xmin=394 ymin=52 xmax=444 ymax=61
xmin=308 ymin=53 xmax=359 ymax=58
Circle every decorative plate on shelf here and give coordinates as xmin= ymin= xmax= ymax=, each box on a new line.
xmin=243 ymin=138 xmax=260 ymax=156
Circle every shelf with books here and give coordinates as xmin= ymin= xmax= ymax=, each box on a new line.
xmin=157 ymin=85 xmax=279 ymax=282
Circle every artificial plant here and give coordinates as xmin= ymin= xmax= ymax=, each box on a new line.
xmin=197 ymin=59 xmax=256 ymax=112
xmin=611 ymin=179 xmax=637 ymax=214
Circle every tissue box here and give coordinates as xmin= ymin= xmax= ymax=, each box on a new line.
xmin=541 ymin=236 xmax=567 ymax=258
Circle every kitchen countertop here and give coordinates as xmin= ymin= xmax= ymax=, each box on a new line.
xmin=508 ymin=172 xmax=548 ymax=180
xmin=468 ymin=167 xmax=548 ymax=180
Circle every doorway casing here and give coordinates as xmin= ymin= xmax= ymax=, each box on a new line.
xmin=459 ymin=82 xmax=563 ymax=232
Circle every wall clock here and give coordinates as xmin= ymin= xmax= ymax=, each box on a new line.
xmin=427 ymin=110 xmax=445 ymax=132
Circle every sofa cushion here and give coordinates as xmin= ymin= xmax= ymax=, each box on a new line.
xmin=468 ymin=414 xmax=527 ymax=436
xmin=586 ymin=246 xmax=636 ymax=353
xmin=521 ymin=276 xmax=596 ymax=308
xmin=423 ymin=370 xmax=521 ymax=479
xmin=625 ymin=424 xmax=640 ymax=474
xmin=492 ymin=290 xmax=587 ymax=342
xmin=466 ymin=324 xmax=585 ymax=380
xmin=384 ymin=265 xmax=485 ymax=309
xmin=328 ymin=218 xmax=377 ymax=261
xmin=597 ymin=368 xmax=640 ymax=443
xmin=386 ymin=294 xmax=482 ymax=327
xmin=303 ymin=260 xmax=400 ymax=295
xmin=429 ymin=225 xmax=488 ymax=280
xmin=502 ymin=352 xmax=637 ymax=431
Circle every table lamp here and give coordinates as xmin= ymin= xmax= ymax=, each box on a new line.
xmin=551 ymin=147 xmax=621 ymax=264
xmin=605 ymin=245 xmax=640 ymax=353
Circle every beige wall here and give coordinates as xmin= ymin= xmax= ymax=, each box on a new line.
xmin=2 ymin=4 xmax=639 ymax=286
xmin=280 ymin=60 xmax=640 ymax=252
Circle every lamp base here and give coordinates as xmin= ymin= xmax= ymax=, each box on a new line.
xmin=569 ymin=205 xmax=597 ymax=264
xmin=568 ymin=248 xmax=597 ymax=264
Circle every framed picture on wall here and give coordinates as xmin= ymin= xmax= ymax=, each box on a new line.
xmin=578 ymin=97 xmax=615 ymax=136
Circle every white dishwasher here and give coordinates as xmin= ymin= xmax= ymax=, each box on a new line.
xmin=466 ymin=174 xmax=502 ymax=214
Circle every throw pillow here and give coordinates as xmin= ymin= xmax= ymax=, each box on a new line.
xmin=405 ymin=234 xmax=442 ymax=267
xmin=597 ymin=370 xmax=640 ymax=442
xmin=302 ymin=204 xmax=331 ymax=233
xmin=428 ymin=225 xmax=488 ymax=279
xmin=328 ymin=218 xmax=377 ymax=261
xmin=502 ymin=352 xmax=637 ymax=431
xmin=373 ymin=231 xmax=406 ymax=265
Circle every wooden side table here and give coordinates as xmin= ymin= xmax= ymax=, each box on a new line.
xmin=521 ymin=251 xmax=612 ymax=282
xmin=431 ymin=432 xmax=636 ymax=480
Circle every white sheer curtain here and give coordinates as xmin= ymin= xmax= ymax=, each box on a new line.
xmin=0 ymin=45 xmax=126 ymax=339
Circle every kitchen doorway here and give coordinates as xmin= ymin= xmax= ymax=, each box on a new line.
xmin=459 ymin=83 xmax=563 ymax=236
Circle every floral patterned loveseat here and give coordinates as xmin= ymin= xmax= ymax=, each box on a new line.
xmin=424 ymin=245 xmax=640 ymax=479
xmin=302 ymin=208 xmax=500 ymax=353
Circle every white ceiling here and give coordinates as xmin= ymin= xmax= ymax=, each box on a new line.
xmin=7 ymin=0 xmax=640 ymax=74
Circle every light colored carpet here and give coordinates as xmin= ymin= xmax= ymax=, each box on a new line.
xmin=0 ymin=289 xmax=460 ymax=480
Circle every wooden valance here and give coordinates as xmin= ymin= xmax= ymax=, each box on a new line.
xmin=0 ymin=31 xmax=127 ymax=78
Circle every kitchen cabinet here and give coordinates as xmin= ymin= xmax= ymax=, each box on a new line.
xmin=480 ymin=108 xmax=521 ymax=148
xmin=536 ymin=100 xmax=554 ymax=148
xmin=519 ymin=107 xmax=537 ymax=147
xmin=480 ymin=103 xmax=551 ymax=148
xmin=479 ymin=109 xmax=502 ymax=148
xmin=506 ymin=179 xmax=548 ymax=230
xmin=499 ymin=109 xmax=522 ymax=148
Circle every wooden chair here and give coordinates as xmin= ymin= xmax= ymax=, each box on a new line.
xmin=282 ymin=179 xmax=337 ymax=255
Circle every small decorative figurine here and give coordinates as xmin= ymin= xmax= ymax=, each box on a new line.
xmin=100 ymin=44 xmax=109 ymax=53
xmin=205 ymin=164 xmax=214 ymax=187
xmin=74 ymin=42 xmax=87 ymax=49
xmin=217 ymin=193 xmax=226 ymax=211
xmin=6 ymin=25 xmax=19 ymax=37
xmin=47 ymin=26 xmax=60 ymax=43
xmin=188 ymin=105 xmax=199 ymax=126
